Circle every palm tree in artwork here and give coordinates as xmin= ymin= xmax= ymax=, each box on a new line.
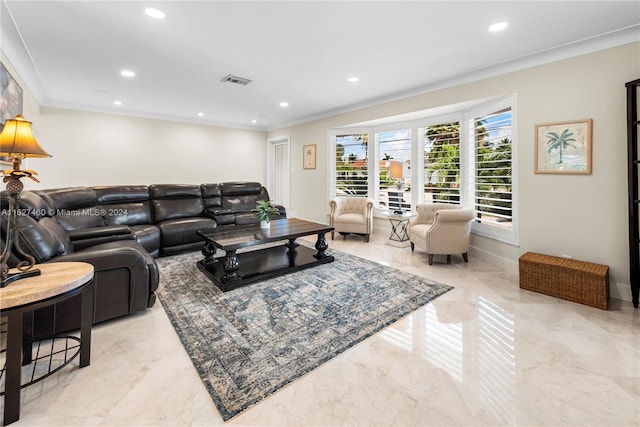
xmin=546 ymin=128 xmax=576 ymax=164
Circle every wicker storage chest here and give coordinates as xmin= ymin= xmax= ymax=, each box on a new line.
xmin=518 ymin=252 xmax=609 ymax=309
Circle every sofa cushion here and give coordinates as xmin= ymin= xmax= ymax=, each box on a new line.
xmin=152 ymin=198 xmax=204 ymax=222
xmin=150 ymin=184 xmax=201 ymax=199
xmin=37 ymin=187 xmax=98 ymax=211
xmin=12 ymin=191 xmax=52 ymax=220
xmin=39 ymin=217 xmax=73 ymax=255
xmin=150 ymin=184 xmax=205 ymax=222
xmin=220 ymin=182 xmax=262 ymax=196
xmin=94 ymin=185 xmax=150 ymax=204
xmin=55 ymin=208 xmax=106 ymax=231
xmin=201 ymin=183 xmax=222 ymax=208
xmin=235 ymin=212 xmax=260 ymax=225
xmin=13 ymin=215 xmax=65 ymax=263
xmin=34 ymin=187 xmax=104 ymax=230
xmin=222 ymin=187 xmax=270 ymax=214
xmin=102 ymin=201 xmax=153 ymax=226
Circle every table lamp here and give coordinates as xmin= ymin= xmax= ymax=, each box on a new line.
xmin=0 ymin=115 xmax=51 ymax=287
xmin=389 ymin=161 xmax=404 ymax=190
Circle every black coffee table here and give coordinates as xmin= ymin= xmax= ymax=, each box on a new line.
xmin=196 ymin=218 xmax=335 ymax=291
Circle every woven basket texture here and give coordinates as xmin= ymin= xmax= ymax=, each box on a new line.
xmin=519 ymin=252 xmax=609 ymax=309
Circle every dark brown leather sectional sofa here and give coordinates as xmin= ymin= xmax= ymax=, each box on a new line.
xmin=1 ymin=182 xmax=285 ymax=336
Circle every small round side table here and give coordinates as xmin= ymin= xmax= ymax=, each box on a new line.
xmin=0 ymin=262 xmax=94 ymax=426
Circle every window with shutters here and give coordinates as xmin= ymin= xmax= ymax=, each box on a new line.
xmin=328 ymin=95 xmax=516 ymax=244
xmin=467 ymin=99 xmax=514 ymax=242
xmin=378 ymin=129 xmax=412 ymax=211
xmin=424 ymin=121 xmax=461 ymax=204
xmin=333 ymin=133 xmax=369 ymax=197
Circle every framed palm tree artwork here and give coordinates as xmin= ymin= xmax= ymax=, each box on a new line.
xmin=535 ymin=119 xmax=592 ymax=174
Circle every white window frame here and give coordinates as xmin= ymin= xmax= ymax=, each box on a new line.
xmin=462 ymin=95 xmax=517 ymax=245
xmin=327 ymin=94 xmax=517 ymax=245
xmin=328 ymin=128 xmax=373 ymax=199
xmin=417 ymin=112 xmax=464 ymax=206
xmin=372 ymin=123 xmax=414 ymax=211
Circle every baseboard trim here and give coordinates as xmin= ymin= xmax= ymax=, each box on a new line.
xmin=468 ymin=245 xmax=519 ymax=275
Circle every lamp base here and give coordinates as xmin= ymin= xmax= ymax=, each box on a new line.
xmin=0 ymin=268 xmax=41 ymax=288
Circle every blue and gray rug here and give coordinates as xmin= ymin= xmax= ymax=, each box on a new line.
xmin=156 ymin=246 xmax=453 ymax=421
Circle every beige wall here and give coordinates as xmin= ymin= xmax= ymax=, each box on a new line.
xmin=2 ymin=50 xmax=268 ymax=188
xmin=268 ymin=42 xmax=640 ymax=301
xmin=29 ymin=107 xmax=267 ymax=188
xmin=3 ymin=43 xmax=639 ymax=301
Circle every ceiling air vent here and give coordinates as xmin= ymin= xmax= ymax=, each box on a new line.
xmin=221 ymin=74 xmax=252 ymax=86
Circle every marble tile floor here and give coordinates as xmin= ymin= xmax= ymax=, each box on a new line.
xmin=2 ymin=233 xmax=639 ymax=426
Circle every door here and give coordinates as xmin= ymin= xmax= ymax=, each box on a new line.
xmin=267 ymin=135 xmax=290 ymax=212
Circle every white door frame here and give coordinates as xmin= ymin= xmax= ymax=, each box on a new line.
xmin=266 ymin=134 xmax=291 ymax=209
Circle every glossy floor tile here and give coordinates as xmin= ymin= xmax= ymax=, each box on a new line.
xmin=3 ymin=233 xmax=639 ymax=426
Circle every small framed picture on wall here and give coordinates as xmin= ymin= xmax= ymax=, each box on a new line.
xmin=303 ymin=144 xmax=316 ymax=169
xmin=535 ymin=119 xmax=592 ymax=174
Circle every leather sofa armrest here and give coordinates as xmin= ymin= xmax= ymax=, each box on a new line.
xmin=271 ymin=203 xmax=286 ymax=218
xmin=68 ymin=225 xmax=135 ymax=251
xmin=204 ymin=208 xmax=235 ymax=225
xmin=51 ymin=242 xmax=158 ymax=310
xmin=68 ymin=225 xmax=132 ymax=240
xmin=52 ymin=244 xmax=147 ymax=274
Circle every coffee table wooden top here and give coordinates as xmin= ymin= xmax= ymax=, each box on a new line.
xmin=197 ymin=218 xmax=334 ymax=252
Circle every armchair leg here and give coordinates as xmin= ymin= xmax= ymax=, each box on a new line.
xmin=428 ymin=254 xmax=433 ymax=265
xmin=364 ymin=234 xmax=370 ymax=243
xmin=447 ymin=255 xmax=451 ymax=264
xmin=410 ymin=242 xmax=414 ymax=252
xmin=462 ymin=252 xmax=468 ymax=263
xmin=331 ymin=231 xmax=335 ymax=240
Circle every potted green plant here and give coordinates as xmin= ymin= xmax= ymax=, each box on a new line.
xmin=252 ymin=200 xmax=279 ymax=228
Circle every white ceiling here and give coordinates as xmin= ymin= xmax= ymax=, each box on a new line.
xmin=2 ymin=1 xmax=639 ymax=131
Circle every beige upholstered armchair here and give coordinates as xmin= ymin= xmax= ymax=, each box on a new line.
xmin=408 ymin=203 xmax=475 ymax=265
xmin=329 ymin=196 xmax=375 ymax=242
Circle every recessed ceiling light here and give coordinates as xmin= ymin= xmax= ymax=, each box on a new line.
xmin=120 ymin=70 xmax=136 ymax=78
xmin=197 ymin=112 xmax=204 ymax=117
xmin=279 ymin=101 xmax=289 ymax=108
xmin=145 ymin=8 xmax=166 ymax=19
xmin=251 ymin=119 xmax=258 ymax=124
xmin=113 ymin=100 xmax=122 ymax=105
xmin=489 ymin=22 xmax=508 ymax=32
xmin=347 ymin=76 xmax=359 ymax=83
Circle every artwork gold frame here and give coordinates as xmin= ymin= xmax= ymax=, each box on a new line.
xmin=303 ymin=144 xmax=316 ymax=169
xmin=1 ymin=61 xmax=24 ymax=166
xmin=535 ymin=119 xmax=592 ymax=174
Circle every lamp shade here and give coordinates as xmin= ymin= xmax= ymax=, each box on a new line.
xmin=0 ymin=115 xmax=51 ymax=158
xmin=389 ymin=161 xmax=403 ymax=179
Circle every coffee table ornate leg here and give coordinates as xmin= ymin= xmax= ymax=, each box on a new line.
xmin=286 ymin=238 xmax=299 ymax=252
xmin=286 ymin=239 xmax=299 ymax=266
xmin=314 ymin=232 xmax=330 ymax=259
xmin=222 ymin=250 xmax=240 ymax=283
xmin=201 ymin=242 xmax=217 ymax=265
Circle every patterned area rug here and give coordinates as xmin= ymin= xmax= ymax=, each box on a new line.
xmin=156 ymin=245 xmax=453 ymax=421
